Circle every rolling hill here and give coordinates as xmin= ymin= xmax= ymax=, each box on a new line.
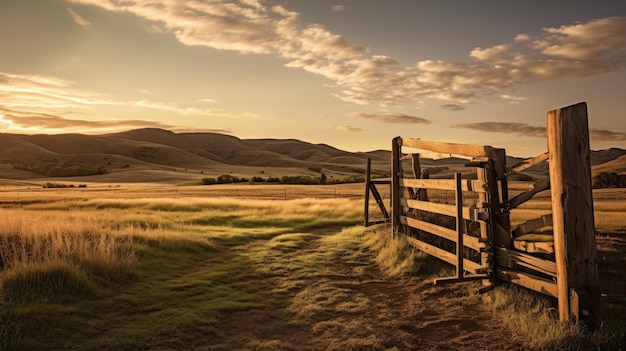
xmin=0 ymin=128 xmax=624 ymax=183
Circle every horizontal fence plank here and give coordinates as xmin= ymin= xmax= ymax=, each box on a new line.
xmin=496 ymin=268 xmax=558 ymax=298
xmin=400 ymin=138 xmax=492 ymax=158
xmin=506 ymin=152 xmax=549 ymax=176
xmin=400 ymin=178 xmax=487 ymax=193
xmin=512 ymin=214 xmax=553 ymax=238
xmin=495 ymin=247 xmax=557 ymax=277
xmin=400 ymin=215 xmax=485 ymax=251
xmin=504 ymin=179 xmax=550 ymax=210
xmin=402 ymin=198 xmax=487 ymax=223
xmin=405 ymin=235 xmax=484 ymax=273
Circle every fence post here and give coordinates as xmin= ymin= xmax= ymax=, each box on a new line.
xmin=364 ymin=158 xmax=371 ymax=226
xmin=455 ymin=172 xmax=464 ymax=279
xmin=391 ymin=137 xmax=402 ymax=236
xmin=547 ymin=102 xmax=600 ymax=323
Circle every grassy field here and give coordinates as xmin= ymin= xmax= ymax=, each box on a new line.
xmin=0 ymin=183 xmax=625 ymax=350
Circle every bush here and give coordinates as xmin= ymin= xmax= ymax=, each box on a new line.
xmin=279 ymin=176 xmax=320 ymax=185
xmin=202 ymin=175 xmax=249 ymax=185
xmin=592 ymin=172 xmax=626 ymax=188
xmin=201 ymin=178 xmax=217 ymax=185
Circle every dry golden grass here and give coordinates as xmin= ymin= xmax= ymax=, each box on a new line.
xmin=1 ymin=183 xmax=624 ymax=350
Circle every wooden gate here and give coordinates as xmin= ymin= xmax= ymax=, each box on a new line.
xmin=365 ymin=102 xmax=600 ymax=323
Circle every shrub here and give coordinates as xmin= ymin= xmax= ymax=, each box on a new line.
xmin=201 ymin=178 xmax=217 ymax=185
xmin=592 ymin=172 xmax=626 ymax=188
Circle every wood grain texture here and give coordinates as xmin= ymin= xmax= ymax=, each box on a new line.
xmin=547 ymin=102 xmax=600 ymax=322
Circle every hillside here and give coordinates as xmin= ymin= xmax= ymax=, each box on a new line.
xmin=0 ymin=128 xmax=624 ymax=183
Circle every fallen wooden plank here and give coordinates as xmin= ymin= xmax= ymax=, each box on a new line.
xmin=513 ymin=234 xmax=555 ymax=254
xmin=495 ymin=246 xmax=557 ymax=277
xmin=512 ymin=214 xmax=553 ymax=238
xmin=496 ymin=268 xmax=558 ymax=297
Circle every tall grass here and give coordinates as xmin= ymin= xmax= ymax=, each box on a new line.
xmin=483 ymin=285 xmax=626 ymax=350
xmin=364 ymin=226 xmax=453 ymax=277
xmin=1 ymin=191 xmax=624 ymax=350
xmin=0 ymin=210 xmax=133 ymax=302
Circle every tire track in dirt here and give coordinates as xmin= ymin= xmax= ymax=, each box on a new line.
xmin=205 ymin=225 xmax=524 ymax=350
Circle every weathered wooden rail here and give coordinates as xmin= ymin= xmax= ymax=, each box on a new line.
xmin=364 ymin=102 xmax=600 ymax=323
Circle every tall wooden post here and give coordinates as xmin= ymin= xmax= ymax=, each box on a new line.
xmin=454 ymin=173 xmax=464 ymax=279
xmin=391 ymin=137 xmax=402 ymax=236
xmin=364 ymin=158 xmax=372 ymax=227
xmin=547 ymin=102 xmax=600 ymax=323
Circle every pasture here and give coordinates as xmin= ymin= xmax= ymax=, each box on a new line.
xmin=0 ymin=182 xmax=625 ymax=350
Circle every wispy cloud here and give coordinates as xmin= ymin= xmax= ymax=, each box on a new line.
xmin=440 ymin=104 xmax=466 ymax=111
xmin=64 ymin=1 xmax=626 ymax=106
xmin=454 ymin=121 xmax=626 ymax=141
xmin=335 ymin=125 xmax=363 ymax=132
xmin=589 ymin=129 xmax=626 ymax=141
xmin=500 ymin=94 xmax=527 ymax=104
xmin=67 ymin=7 xmax=92 ymax=29
xmin=331 ymin=5 xmax=346 ymax=13
xmin=454 ymin=122 xmax=546 ymax=137
xmin=348 ymin=112 xmax=430 ymax=124
xmin=0 ymin=107 xmax=232 ymax=134
xmin=0 ymin=107 xmax=169 ymax=132
xmin=0 ymin=71 xmax=228 ymax=119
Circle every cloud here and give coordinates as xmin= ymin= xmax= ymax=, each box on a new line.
xmin=500 ymin=94 xmax=527 ymax=104
xmin=589 ymin=129 xmax=626 ymax=141
xmin=331 ymin=5 xmax=346 ymax=13
xmin=454 ymin=122 xmax=546 ymax=138
xmin=0 ymin=107 xmax=232 ymax=134
xmin=67 ymin=7 xmax=92 ymax=29
xmin=440 ymin=104 xmax=466 ymax=111
xmin=348 ymin=112 xmax=430 ymax=124
xmin=53 ymin=4 xmax=626 ymax=105
xmin=335 ymin=125 xmax=363 ymax=132
xmin=453 ymin=121 xmax=626 ymax=141
xmin=0 ymin=71 xmax=227 ymax=118
xmin=0 ymin=107 xmax=168 ymax=131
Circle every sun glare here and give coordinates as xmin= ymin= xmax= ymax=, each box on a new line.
xmin=0 ymin=113 xmax=14 ymax=129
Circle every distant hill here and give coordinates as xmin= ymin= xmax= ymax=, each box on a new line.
xmin=0 ymin=128 xmax=624 ymax=183
xmin=592 ymin=154 xmax=626 ymax=175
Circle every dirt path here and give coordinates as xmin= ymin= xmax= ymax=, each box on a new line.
xmin=205 ymin=226 xmax=525 ymax=351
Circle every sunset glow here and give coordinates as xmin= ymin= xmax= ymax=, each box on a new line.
xmin=1 ymin=1 xmax=626 ymax=155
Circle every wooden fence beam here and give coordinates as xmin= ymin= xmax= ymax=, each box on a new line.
xmin=547 ymin=102 xmax=600 ymax=323
xmin=401 ymin=138 xmax=493 ymax=158
xmin=400 ymin=178 xmax=487 ymax=193
xmin=364 ymin=158 xmax=371 ymax=226
xmin=506 ymin=152 xmax=549 ymax=176
xmin=391 ymin=137 xmax=402 ymax=236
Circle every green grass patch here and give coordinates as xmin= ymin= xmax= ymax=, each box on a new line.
xmin=0 ymin=198 xmax=364 ymax=350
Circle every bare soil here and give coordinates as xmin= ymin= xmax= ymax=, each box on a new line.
xmin=202 ymin=226 xmax=526 ymax=351
xmin=198 ymin=227 xmax=626 ymax=351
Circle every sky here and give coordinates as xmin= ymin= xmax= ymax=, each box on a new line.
xmin=1 ymin=0 xmax=626 ymax=157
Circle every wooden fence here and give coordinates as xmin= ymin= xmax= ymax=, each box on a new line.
xmin=365 ymin=102 xmax=599 ymax=323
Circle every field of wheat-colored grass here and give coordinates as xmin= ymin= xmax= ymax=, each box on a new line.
xmin=1 ymin=183 xmax=625 ymax=350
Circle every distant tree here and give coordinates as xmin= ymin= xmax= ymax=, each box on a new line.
xmin=201 ymin=177 xmax=217 ymax=185
xmin=320 ymin=173 xmax=327 ymax=184
xmin=592 ymin=172 xmax=626 ymax=188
